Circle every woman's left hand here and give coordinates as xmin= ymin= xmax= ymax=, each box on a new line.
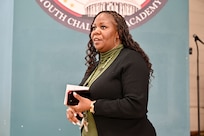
xmin=70 ymin=92 xmax=92 ymax=113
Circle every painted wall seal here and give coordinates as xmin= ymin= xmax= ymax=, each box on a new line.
xmin=36 ymin=0 xmax=167 ymax=33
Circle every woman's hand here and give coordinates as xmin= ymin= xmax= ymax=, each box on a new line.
xmin=66 ymin=107 xmax=82 ymax=126
xmin=66 ymin=92 xmax=92 ymax=125
xmin=71 ymin=92 xmax=92 ymax=112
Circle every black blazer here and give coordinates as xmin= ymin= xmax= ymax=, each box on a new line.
xmin=80 ymin=48 xmax=156 ymax=136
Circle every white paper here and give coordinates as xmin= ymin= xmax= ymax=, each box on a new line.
xmin=66 ymin=84 xmax=89 ymax=91
xmin=64 ymin=84 xmax=89 ymax=106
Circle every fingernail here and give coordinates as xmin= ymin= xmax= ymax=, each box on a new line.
xmin=76 ymin=122 xmax=81 ymax=126
xmin=73 ymin=92 xmax=77 ymax=95
xmin=72 ymin=122 xmax=76 ymax=125
xmin=74 ymin=113 xmax=77 ymax=117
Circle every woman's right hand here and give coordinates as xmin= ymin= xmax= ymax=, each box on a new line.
xmin=66 ymin=107 xmax=83 ymax=126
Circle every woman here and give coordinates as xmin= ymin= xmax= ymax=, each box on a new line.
xmin=66 ymin=11 xmax=156 ymax=136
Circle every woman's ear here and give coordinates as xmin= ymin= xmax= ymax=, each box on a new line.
xmin=116 ymin=32 xmax=120 ymax=39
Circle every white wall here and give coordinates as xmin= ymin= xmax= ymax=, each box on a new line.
xmin=0 ymin=0 xmax=13 ymax=136
xmin=189 ymin=0 xmax=204 ymax=132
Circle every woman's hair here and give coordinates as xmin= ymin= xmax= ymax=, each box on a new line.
xmin=85 ymin=11 xmax=153 ymax=80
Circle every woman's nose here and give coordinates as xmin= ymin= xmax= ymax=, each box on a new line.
xmin=92 ymin=27 xmax=100 ymax=35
